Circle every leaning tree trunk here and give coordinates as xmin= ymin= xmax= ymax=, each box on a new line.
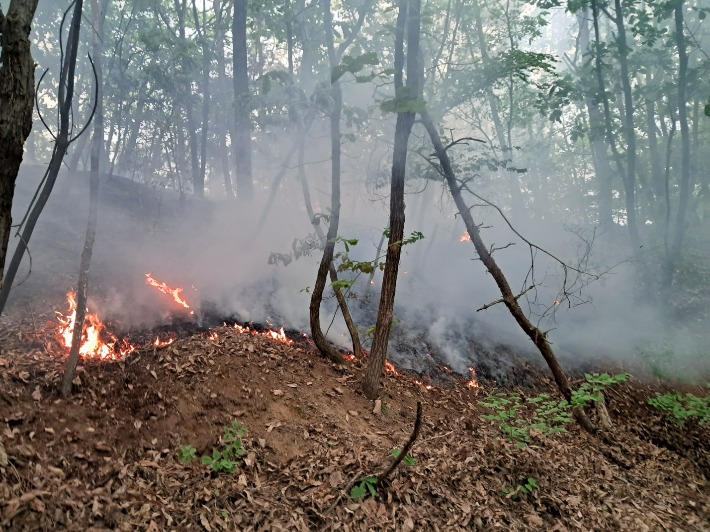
xmin=309 ymin=0 xmax=347 ymax=365
xmin=0 ymin=0 xmax=40 ymax=294
xmin=0 ymin=0 xmax=84 ymax=316
xmin=421 ymin=109 xmax=596 ymax=434
xmin=362 ymin=0 xmax=420 ymax=399
xmin=298 ymin=132 xmax=362 ymax=359
xmin=62 ymin=0 xmax=105 ymax=396
xmin=233 ymin=0 xmax=253 ymax=201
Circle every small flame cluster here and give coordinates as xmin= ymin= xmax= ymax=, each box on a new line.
xmin=465 ymin=367 xmax=479 ymax=388
xmin=460 ymin=231 xmax=471 ymax=242
xmin=55 ymin=292 xmax=136 ymax=360
xmin=230 ymin=323 xmax=294 ymax=345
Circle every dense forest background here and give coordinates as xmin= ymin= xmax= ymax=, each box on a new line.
xmin=10 ymin=0 xmax=710 ymax=377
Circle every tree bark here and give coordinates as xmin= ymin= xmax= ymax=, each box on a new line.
xmin=421 ymin=109 xmax=596 ymax=434
xmin=0 ymin=0 xmax=40 ymax=293
xmin=610 ymin=0 xmax=641 ymax=248
xmin=576 ymin=11 xmax=613 ymax=226
xmin=472 ymin=0 xmax=525 ymax=221
xmin=0 ymin=0 xmax=83 ymax=316
xmin=62 ymin=0 xmax=105 ymax=396
xmin=671 ymin=0 xmax=691 ymax=254
xmin=362 ymin=0 xmax=420 ymax=400
xmin=214 ymin=0 xmax=233 ymax=196
xmin=298 ymin=134 xmax=362 ymax=359
xmin=309 ymin=0 xmax=347 ymax=365
xmin=233 ymin=0 xmax=253 ymax=201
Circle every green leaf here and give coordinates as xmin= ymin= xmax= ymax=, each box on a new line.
xmin=331 ymin=52 xmax=380 ymax=83
xmin=380 ymin=95 xmax=427 ymax=115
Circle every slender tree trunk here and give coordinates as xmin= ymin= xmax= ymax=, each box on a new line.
xmin=214 ymin=0 xmax=233 ymax=196
xmin=298 ymin=134 xmax=362 ymax=358
xmin=472 ymin=0 xmax=525 ymax=220
xmin=671 ymin=0 xmax=691 ymax=254
xmin=197 ymin=2 xmax=209 ymax=196
xmin=362 ymin=0 xmax=420 ymax=399
xmin=233 ymin=0 xmax=253 ymax=201
xmin=611 ymin=0 xmax=641 ymax=248
xmin=0 ymin=0 xmax=40 ymax=293
xmin=0 ymin=0 xmax=83 ymax=316
xmin=645 ymin=72 xmax=664 ymax=202
xmin=309 ymin=0 xmax=347 ymax=365
xmin=421 ymin=109 xmax=596 ymax=434
xmin=62 ymin=0 xmax=105 ymax=396
xmin=577 ymin=11 xmax=613 ymax=226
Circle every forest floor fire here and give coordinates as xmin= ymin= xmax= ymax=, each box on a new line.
xmin=0 ymin=304 xmax=709 ymax=531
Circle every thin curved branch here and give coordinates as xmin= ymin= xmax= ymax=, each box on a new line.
xmin=69 ymin=53 xmax=99 ymax=144
xmin=458 ymin=182 xmax=598 ymax=279
xmin=34 ymin=69 xmax=56 ymax=140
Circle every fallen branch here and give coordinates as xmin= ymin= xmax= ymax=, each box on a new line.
xmin=377 ymin=401 xmax=422 ymax=484
xmin=317 ymin=400 xmax=422 ymax=529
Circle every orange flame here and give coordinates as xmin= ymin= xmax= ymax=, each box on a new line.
xmin=55 ymin=292 xmax=136 ymax=360
xmin=384 ymin=360 xmax=400 ymax=376
xmin=459 ymin=231 xmax=471 ymax=242
xmin=145 ymin=274 xmax=191 ymax=310
xmin=231 ymin=323 xmax=294 ymax=345
xmin=465 ymin=367 xmax=479 ymax=388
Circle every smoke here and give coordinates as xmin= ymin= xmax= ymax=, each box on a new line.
xmin=11 ymin=142 xmax=705 ymax=384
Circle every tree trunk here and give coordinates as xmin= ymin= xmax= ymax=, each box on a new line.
xmin=0 ymin=0 xmax=40 ymax=293
xmin=197 ymin=2 xmax=209 ymax=196
xmin=214 ymin=0 xmax=233 ymax=196
xmin=420 ymin=109 xmax=596 ymax=434
xmin=671 ymin=0 xmax=691 ymax=254
xmin=62 ymin=0 xmax=105 ymax=396
xmin=309 ymin=0 xmax=347 ymax=365
xmin=577 ymin=10 xmax=613 ymax=226
xmin=298 ymin=134 xmax=362 ymax=358
xmin=233 ymin=0 xmax=253 ymax=201
xmin=472 ymin=0 xmax=525 ymax=220
xmin=362 ymin=0 xmax=420 ymax=400
xmin=611 ymin=0 xmax=641 ymax=249
xmin=0 ymin=0 xmax=83 ymax=316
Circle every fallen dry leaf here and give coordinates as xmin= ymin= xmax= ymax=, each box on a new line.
xmin=373 ymin=399 xmax=381 ymax=415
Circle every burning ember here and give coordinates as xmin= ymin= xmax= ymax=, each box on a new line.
xmin=459 ymin=231 xmax=471 ymax=242
xmin=465 ymin=367 xmax=479 ymax=388
xmin=145 ymin=273 xmax=193 ymax=313
xmin=55 ymin=291 xmax=136 ymax=360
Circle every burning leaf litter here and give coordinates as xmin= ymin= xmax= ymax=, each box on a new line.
xmin=55 ymin=291 xmax=136 ymax=360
